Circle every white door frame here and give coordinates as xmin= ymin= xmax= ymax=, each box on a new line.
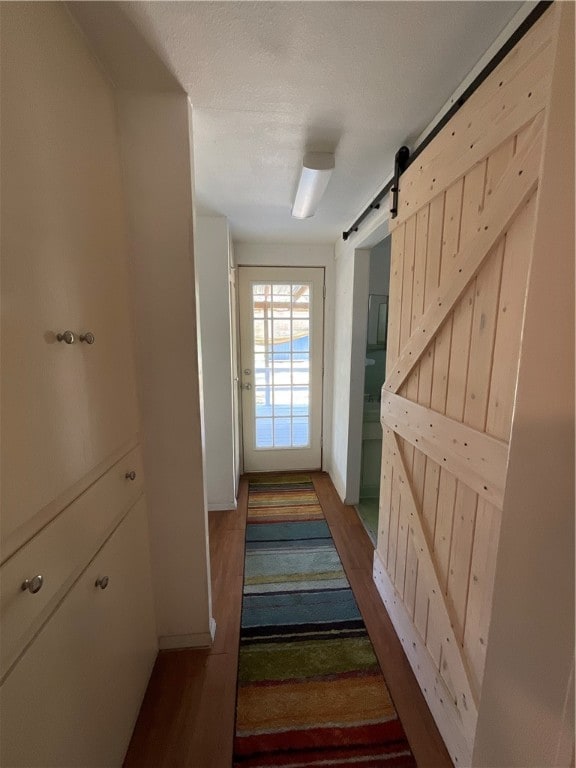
xmin=238 ymin=266 xmax=325 ymax=472
xmin=232 ymin=244 xmax=336 ymax=478
xmin=345 ymin=220 xmax=391 ymax=504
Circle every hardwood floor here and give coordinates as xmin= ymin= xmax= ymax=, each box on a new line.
xmin=123 ymin=481 xmax=247 ymax=768
xmin=124 ymin=472 xmax=452 ymax=768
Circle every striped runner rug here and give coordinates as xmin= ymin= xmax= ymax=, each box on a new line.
xmin=233 ymin=473 xmax=416 ymax=768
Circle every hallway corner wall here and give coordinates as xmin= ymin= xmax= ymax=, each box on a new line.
xmin=116 ymin=90 xmax=213 ymax=649
xmin=330 ymin=241 xmax=371 ymax=504
xmin=195 ymin=216 xmax=237 ymax=511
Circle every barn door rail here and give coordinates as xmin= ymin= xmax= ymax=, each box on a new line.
xmin=341 ymin=0 xmax=553 ymax=241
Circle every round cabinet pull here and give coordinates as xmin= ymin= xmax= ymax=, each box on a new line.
xmin=79 ymin=332 xmax=95 ymax=345
xmin=56 ymin=331 xmax=75 ymax=345
xmin=125 ymin=471 xmax=136 ymax=481
xmin=95 ymin=576 xmax=109 ymax=590
xmin=21 ymin=575 xmax=44 ymax=594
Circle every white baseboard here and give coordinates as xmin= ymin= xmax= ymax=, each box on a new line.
xmin=159 ymin=631 xmax=214 ymax=650
xmin=207 ymin=500 xmax=237 ymax=511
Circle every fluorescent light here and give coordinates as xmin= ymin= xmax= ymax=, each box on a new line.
xmin=291 ymin=152 xmax=335 ymax=219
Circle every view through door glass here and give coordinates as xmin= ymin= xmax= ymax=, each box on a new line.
xmin=253 ymin=282 xmax=310 ymax=449
xmin=238 ymin=267 xmax=324 ymax=472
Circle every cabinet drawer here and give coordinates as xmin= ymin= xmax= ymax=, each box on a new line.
xmin=0 ymin=497 xmax=157 ymax=768
xmin=0 ymin=445 xmax=144 ymax=680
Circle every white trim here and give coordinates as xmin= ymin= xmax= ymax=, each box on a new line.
xmin=158 ymin=631 xmax=214 ymax=650
xmin=207 ymin=500 xmax=237 ymax=512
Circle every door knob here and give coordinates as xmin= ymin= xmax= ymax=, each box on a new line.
xmin=95 ymin=576 xmax=109 ymax=590
xmin=79 ymin=332 xmax=95 ymax=344
xmin=243 ymin=368 xmax=252 ymax=375
xmin=21 ymin=575 xmax=44 ymax=594
xmin=125 ymin=471 xmax=136 ymax=481
xmin=242 ymin=383 xmax=252 ymax=390
xmin=56 ymin=331 xmax=75 ymax=344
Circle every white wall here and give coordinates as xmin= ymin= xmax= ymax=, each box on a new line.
xmin=116 ymin=94 xmax=213 ymax=649
xmin=233 ymin=242 xmax=335 ymax=473
xmin=329 ymin=198 xmax=392 ymax=504
xmin=228 ymin=236 xmax=242 ymax=489
xmin=330 ymin=243 xmax=371 ymax=502
xmin=195 ymin=216 xmax=237 ymax=510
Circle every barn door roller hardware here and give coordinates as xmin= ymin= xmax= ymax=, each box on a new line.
xmin=341 ymin=0 xmax=552 ymax=241
xmin=389 ymin=146 xmax=411 ymax=219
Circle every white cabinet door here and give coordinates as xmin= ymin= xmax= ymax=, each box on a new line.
xmin=0 ymin=498 xmax=157 ymax=767
xmin=74 ymin=246 xmax=140 ymax=472
xmin=1 ymin=6 xmax=139 ymax=546
xmin=0 ymin=242 xmax=140 ymax=547
xmin=0 ymin=271 xmax=89 ymax=545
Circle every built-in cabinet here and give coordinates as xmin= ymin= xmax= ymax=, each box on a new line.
xmin=0 ymin=4 xmax=158 ymax=764
xmin=0 ymin=446 xmax=146 ymax=681
xmin=0 ymin=499 xmax=156 ymax=767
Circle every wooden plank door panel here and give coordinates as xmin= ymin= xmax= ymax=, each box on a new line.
xmin=373 ymin=9 xmax=558 ymax=760
xmin=384 ymin=115 xmax=543 ymax=397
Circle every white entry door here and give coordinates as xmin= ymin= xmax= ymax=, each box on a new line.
xmin=238 ymin=266 xmax=324 ymax=472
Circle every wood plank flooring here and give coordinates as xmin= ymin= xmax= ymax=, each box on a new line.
xmin=124 ymin=472 xmax=452 ymax=768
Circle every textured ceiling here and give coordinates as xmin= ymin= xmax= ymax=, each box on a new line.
xmin=121 ymin=1 xmax=524 ymax=243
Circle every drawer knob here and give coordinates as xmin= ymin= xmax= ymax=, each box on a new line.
xmin=56 ymin=330 xmax=75 ymax=345
xmin=79 ymin=331 xmax=95 ymax=345
xmin=95 ymin=576 xmax=109 ymax=590
xmin=21 ymin=575 xmax=44 ymax=594
xmin=125 ymin=471 xmax=136 ymax=481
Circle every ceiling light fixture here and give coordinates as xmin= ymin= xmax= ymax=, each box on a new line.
xmin=291 ymin=152 xmax=335 ymax=219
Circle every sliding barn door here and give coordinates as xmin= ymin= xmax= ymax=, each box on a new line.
xmin=373 ymin=7 xmax=560 ymax=765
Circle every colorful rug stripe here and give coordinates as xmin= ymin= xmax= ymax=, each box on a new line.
xmin=234 ymin=474 xmax=416 ymax=767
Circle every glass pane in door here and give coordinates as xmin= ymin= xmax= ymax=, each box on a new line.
xmin=252 ymin=282 xmax=311 ymax=450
